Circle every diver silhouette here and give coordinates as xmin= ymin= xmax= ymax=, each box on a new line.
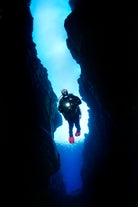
xmin=58 ymin=89 xmax=82 ymax=144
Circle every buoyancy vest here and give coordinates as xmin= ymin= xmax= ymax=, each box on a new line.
xmin=58 ymin=94 xmax=81 ymax=116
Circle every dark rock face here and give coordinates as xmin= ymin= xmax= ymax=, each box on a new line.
xmin=2 ymin=0 xmax=137 ymax=206
xmin=64 ymin=1 xmax=138 ymax=206
xmin=1 ymin=0 xmax=61 ymax=205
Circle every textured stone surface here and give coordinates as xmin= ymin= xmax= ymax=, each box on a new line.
xmin=1 ymin=0 xmax=61 ymax=205
xmin=64 ymin=1 xmax=138 ymax=206
xmin=1 ymin=0 xmax=137 ymax=206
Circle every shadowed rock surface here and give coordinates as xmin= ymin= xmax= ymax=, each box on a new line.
xmin=1 ymin=0 xmax=137 ymax=206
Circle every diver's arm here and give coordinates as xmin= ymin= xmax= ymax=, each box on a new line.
xmin=58 ymin=102 xmax=62 ymax=113
xmin=74 ymin=95 xmax=82 ymax=105
xmin=58 ymin=98 xmax=64 ymax=112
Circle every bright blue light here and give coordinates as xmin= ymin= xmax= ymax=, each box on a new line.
xmin=30 ymin=0 xmax=89 ymax=144
xmin=30 ymin=0 xmax=89 ymax=194
xmin=57 ymin=143 xmax=84 ymax=194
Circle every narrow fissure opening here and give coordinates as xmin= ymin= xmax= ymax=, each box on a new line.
xmin=30 ymin=0 xmax=89 ymax=196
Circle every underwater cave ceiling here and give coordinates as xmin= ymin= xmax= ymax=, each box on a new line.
xmin=3 ymin=0 xmax=138 ymax=206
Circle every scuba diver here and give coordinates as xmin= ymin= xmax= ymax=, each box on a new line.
xmin=58 ymin=89 xmax=82 ymax=144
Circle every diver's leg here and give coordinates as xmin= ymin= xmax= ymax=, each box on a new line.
xmin=75 ymin=117 xmax=81 ymax=132
xmin=75 ymin=116 xmax=81 ymax=136
xmin=68 ymin=120 xmax=74 ymax=137
xmin=68 ymin=120 xmax=75 ymax=143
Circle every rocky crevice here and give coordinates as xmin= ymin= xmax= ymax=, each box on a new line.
xmin=1 ymin=0 xmax=137 ymax=206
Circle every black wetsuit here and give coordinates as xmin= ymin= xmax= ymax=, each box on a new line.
xmin=58 ymin=93 xmax=82 ymax=137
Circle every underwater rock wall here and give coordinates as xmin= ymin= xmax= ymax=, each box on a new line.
xmin=1 ymin=0 xmax=137 ymax=206
xmin=2 ymin=0 xmax=61 ymax=205
xmin=64 ymin=1 xmax=138 ymax=206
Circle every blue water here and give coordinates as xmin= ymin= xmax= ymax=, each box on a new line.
xmin=30 ymin=0 xmax=89 ymax=194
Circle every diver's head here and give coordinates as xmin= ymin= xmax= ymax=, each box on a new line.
xmin=61 ymin=89 xmax=68 ymax=97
